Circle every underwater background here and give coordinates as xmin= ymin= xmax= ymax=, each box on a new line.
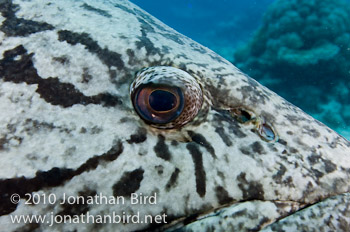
xmin=131 ymin=0 xmax=350 ymax=140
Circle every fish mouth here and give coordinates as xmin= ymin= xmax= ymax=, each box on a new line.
xmin=157 ymin=199 xmax=302 ymax=232
xmin=156 ymin=192 xmax=350 ymax=231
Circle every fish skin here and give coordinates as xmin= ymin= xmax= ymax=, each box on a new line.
xmin=0 ymin=0 xmax=349 ymax=231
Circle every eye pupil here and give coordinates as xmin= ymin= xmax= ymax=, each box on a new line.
xmin=149 ymin=90 xmax=177 ymax=112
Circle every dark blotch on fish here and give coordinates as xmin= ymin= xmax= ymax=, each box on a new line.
xmin=81 ymin=3 xmax=112 ymax=18
xmin=215 ymin=186 xmax=234 ymax=205
xmin=0 ymin=0 xmax=54 ymax=36
xmin=127 ymin=128 xmax=147 ymax=144
xmin=0 ymin=46 xmax=121 ymax=108
xmin=251 ymin=141 xmax=266 ymax=155
xmin=166 ymin=168 xmax=180 ymax=191
xmin=154 ymin=135 xmax=171 ymax=161
xmin=215 ymin=127 xmax=233 ymax=147
xmin=58 ymin=30 xmax=124 ymax=70
xmin=0 ymin=141 xmax=123 ymax=216
xmin=113 ymin=168 xmax=144 ymax=197
xmin=237 ymin=172 xmax=265 ymax=200
xmin=186 ymin=143 xmax=206 ymax=197
xmin=188 ymin=131 xmax=216 ymax=159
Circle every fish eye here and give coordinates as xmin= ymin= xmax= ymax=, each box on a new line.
xmin=132 ymin=85 xmax=185 ymax=124
xmin=130 ymin=66 xmax=203 ymax=129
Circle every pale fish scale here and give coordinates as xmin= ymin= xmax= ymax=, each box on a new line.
xmin=0 ymin=0 xmax=349 ymax=231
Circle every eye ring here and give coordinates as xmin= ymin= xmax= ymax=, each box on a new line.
xmin=130 ymin=66 xmax=203 ymax=129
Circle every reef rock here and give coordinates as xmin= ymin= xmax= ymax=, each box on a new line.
xmin=234 ymin=0 xmax=350 ymax=138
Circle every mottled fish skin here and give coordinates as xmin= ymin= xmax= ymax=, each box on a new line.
xmin=0 ymin=0 xmax=349 ymax=231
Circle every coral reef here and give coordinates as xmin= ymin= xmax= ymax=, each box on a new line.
xmin=234 ymin=0 xmax=350 ymax=139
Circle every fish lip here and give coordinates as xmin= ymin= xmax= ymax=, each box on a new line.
xmin=163 ymin=190 xmax=350 ymax=231
xmin=159 ymin=198 xmax=306 ymax=231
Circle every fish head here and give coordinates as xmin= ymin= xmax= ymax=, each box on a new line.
xmin=0 ymin=0 xmax=349 ymax=231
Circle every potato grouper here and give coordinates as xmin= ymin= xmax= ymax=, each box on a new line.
xmin=0 ymin=0 xmax=349 ymax=231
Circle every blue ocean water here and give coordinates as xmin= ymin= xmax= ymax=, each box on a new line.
xmin=131 ymin=0 xmax=350 ymax=140
xmin=131 ymin=0 xmax=274 ymax=60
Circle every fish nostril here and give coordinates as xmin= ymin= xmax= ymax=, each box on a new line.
xmin=229 ymin=107 xmax=278 ymax=142
xmin=230 ymin=108 xmax=255 ymax=123
xmin=258 ymin=123 xmax=277 ymax=142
